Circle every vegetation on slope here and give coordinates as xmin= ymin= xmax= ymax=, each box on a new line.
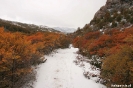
xmin=0 ymin=18 xmax=59 ymax=34
xmin=72 ymin=27 xmax=133 ymax=86
xmin=90 ymin=8 xmax=133 ymax=31
xmin=72 ymin=1 xmax=133 ymax=86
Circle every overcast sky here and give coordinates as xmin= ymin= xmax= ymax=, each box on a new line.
xmin=0 ymin=0 xmax=106 ymax=28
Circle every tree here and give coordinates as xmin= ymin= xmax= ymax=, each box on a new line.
xmin=116 ymin=15 xmax=122 ymax=22
xmin=111 ymin=21 xmax=117 ymax=28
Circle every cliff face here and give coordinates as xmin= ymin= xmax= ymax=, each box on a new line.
xmin=89 ymin=0 xmax=133 ymax=31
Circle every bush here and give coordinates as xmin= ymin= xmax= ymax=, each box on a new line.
xmin=59 ymin=35 xmax=71 ymax=48
xmin=0 ymin=27 xmax=70 ymax=88
xmin=101 ymin=46 xmax=133 ymax=87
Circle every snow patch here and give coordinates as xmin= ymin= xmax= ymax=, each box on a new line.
xmin=32 ymin=46 xmax=106 ymax=88
xmin=117 ymin=11 xmax=121 ymax=14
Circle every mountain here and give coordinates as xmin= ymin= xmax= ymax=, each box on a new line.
xmin=53 ymin=27 xmax=76 ymax=33
xmin=90 ymin=0 xmax=133 ymax=31
xmin=0 ymin=18 xmax=60 ymax=33
xmin=73 ymin=0 xmax=133 ymax=36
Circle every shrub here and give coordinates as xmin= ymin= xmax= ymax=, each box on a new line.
xmin=101 ymin=46 xmax=133 ymax=86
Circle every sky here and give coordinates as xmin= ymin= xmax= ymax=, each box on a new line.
xmin=0 ymin=0 xmax=106 ymax=29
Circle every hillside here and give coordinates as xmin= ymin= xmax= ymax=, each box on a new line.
xmin=91 ymin=0 xmax=133 ymax=31
xmin=73 ymin=0 xmax=133 ymax=36
xmin=72 ymin=0 xmax=133 ymax=87
xmin=0 ymin=18 xmax=60 ymax=33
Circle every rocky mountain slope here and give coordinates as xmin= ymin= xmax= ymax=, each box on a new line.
xmin=0 ymin=18 xmax=60 ymax=33
xmin=74 ymin=0 xmax=133 ymax=35
xmin=90 ymin=0 xmax=133 ymax=31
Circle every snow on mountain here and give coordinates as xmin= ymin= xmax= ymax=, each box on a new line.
xmin=0 ymin=18 xmax=60 ymax=33
xmin=53 ymin=27 xmax=76 ymax=33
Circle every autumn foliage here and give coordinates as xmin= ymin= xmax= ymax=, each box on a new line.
xmin=72 ymin=27 xmax=133 ymax=86
xmin=101 ymin=46 xmax=133 ymax=86
xmin=0 ymin=27 xmax=70 ymax=88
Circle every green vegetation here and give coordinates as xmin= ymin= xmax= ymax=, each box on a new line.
xmin=89 ymin=8 xmax=133 ymax=30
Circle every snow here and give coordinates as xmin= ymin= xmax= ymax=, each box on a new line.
xmin=100 ymin=29 xmax=103 ymax=32
xmin=121 ymin=18 xmax=127 ymax=22
xmin=33 ymin=46 xmax=106 ymax=88
xmin=109 ymin=23 xmax=112 ymax=26
xmin=117 ymin=11 xmax=121 ymax=14
xmin=90 ymin=25 xmax=94 ymax=28
xmin=111 ymin=15 xmax=114 ymax=17
xmin=11 ymin=22 xmax=26 ymax=28
xmin=53 ymin=27 xmax=76 ymax=33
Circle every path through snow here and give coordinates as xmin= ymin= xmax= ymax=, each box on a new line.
xmin=33 ymin=46 xmax=106 ymax=88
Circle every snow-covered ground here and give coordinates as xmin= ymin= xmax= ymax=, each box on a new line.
xmin=33 ymin=46 xmax=106 ymax=88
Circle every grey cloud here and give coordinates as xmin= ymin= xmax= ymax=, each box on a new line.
xmin=0 ymin=0 xmax=106 ymax=28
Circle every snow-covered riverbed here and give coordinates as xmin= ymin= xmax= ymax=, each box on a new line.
xmin=33 ymin=46 xmax=106 ymax=88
